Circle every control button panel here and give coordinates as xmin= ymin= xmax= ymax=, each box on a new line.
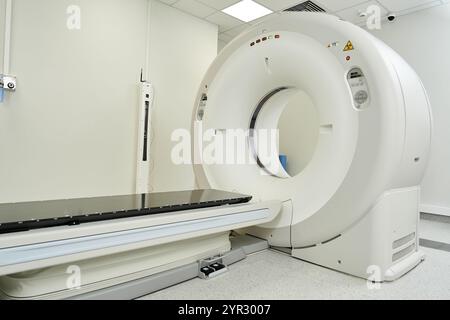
xmin=197 ymin=93 xmax=208 ymax=121
xmin=354 ymin=90 xmax=368 ymax=104
xmin=347 ymin=67 xmax=370 ymax=110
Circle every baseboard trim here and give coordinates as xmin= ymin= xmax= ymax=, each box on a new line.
xmin=420 ymin=239 xmax=450 ymax=252
xmin=421 ymin=212 xmax=450 ymax=224
xmin=420 ymin=204 xmax=450 ymax=217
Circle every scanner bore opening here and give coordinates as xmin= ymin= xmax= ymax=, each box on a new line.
xmin=250 ymin=88 xmax=320 ymax=178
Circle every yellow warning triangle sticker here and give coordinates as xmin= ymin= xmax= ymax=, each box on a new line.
xmin=343 ymin=40 xmax=354 ymax=51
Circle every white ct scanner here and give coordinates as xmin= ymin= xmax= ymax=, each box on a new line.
xmin=0 ymin=12 xmax=432 ymax=300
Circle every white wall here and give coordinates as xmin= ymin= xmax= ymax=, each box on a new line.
xmin=0 ymin=0 xmax=217 ymax=203
xmin=0 ymin=1 xmax=4 ymax=71
xmin=147 ymin=1 xmax=217 ymax=192
xmin=218 ymin=39 xmax=227 ymax=53
xmin=370 ymin=4 xmax=450 ymax=216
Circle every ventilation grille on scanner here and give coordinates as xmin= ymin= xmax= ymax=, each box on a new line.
xmin=284 ymin=1 xmax=326 ymax=12
xmin=392 ymin=232 xmax=416 ymax=262
xmin=393 ymin=232 xmax=415 ymax=250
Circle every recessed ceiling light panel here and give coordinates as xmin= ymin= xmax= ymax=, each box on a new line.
xmin=222 ymin=0 xmax=273 ymax=23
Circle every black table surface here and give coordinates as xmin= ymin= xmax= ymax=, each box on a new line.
xmin=0 ymin=189 xmax=252 ymax=234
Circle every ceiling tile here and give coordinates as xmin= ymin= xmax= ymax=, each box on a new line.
xmin=158 ymin=0 xmax=179 ymax=5
xmin=206 ymin=11 xmax=244 ymax=31
xmin=377 ymin=0 xmax=436 ymax=12
xmin=335 ymin=0 xmax=388 ymax=25
xmin=248 ymin=12 xmax=278 ymax=25
xmin=315 ymin=0 xmax=369 ymax=12
xmin=173 ymin=0 xmax=216 ymax=18
xmin=197 ymin=0 xmax=241 ymax=10
xmin=392 ymin=0 xmax=446 ymax=16
xmin=255 ymin=0 xmax=305 ymax=11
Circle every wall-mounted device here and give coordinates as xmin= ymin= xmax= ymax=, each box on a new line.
xmin=1 ymin=75 xmax=17 ymax=91
xmin=0 ymin=75 xmax=16 ymax=103
xmin=136 ymin=81 xmax=154 ymax=194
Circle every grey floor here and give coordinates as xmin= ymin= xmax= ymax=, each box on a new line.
xmin=140 ymin=217 xmax=450 ymax=300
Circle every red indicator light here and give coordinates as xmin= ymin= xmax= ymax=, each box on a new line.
xmin=262 ymin=37 xmax=267 ymax=41
xmin=346 ymin=56 xmax=351 ymax=61
xmin=256 ymin=39 xmax=261 ymax=43
xmin=275 ymin=34 xmax=280 ymax=39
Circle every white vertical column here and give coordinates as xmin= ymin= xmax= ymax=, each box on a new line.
xmin=136 ymin=82 xmax=154 ymax=194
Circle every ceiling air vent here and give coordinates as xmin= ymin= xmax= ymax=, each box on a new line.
xmin=284 ymin=1 xmax=326 ymax=13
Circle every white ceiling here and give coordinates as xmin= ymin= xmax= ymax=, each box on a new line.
xmin=157 ymin=0 xmax=449 ymax=45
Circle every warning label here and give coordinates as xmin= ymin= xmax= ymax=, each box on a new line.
xmin=343 ymin=41 xmax=354 ymax=51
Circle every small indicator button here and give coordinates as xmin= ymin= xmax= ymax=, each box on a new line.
xmin=354 ymin=90 xmax=369 ymax=104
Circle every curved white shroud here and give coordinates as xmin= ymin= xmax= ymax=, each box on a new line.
xmin=192 ymin=13 xmax=432 ymax=281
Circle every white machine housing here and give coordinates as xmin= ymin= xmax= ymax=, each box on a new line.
xmin=192 ymin=13 xmax=432 ymax=281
